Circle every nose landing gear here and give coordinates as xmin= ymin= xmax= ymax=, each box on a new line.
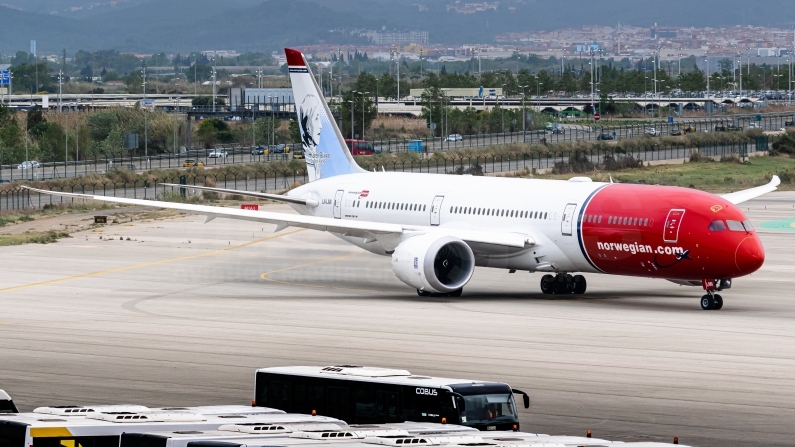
xmin=700 ymin=278 xmax=730 ymax=310
xmin=700 ymin=291 xmax=724 ymax=310
xmin=540 ymin=273 xmax=587 ymax=295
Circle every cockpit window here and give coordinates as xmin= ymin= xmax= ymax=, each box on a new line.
xmin=742 ymin=220 xmax=755 ymax=232
xmin=708 ymin=220 xmax=727 ymax=232
xmin=726 ymin=220 xmax=746 ymax=231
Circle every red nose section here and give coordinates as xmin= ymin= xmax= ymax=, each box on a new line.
xmin=735 ymin=236 xmax=765 ymax=275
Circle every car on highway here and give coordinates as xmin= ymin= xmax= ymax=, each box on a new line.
xmin=444 ymin=134 xmax=463 ymax=142
xmin=251 ymin=146 xmax=266 ymax=155
xmin=597 ymin=133 xmax=614 ymax=140
xmin=265 ymin=144 xmax=289 ymax=154
xmin=17 ymin=160 xmax=41 ymax=170
xmin=292 ymin=147 xmax=304 ymax=159
xmin=726 ymin=124 xmax=743 ymax=131
xmin=345 ymin=139 xmax=376 ymax=155
xmin=680 ymin=125 xmax=696 ymax=133
xmin=208 ymin=149 xmax=228 ymax=158
xmin=183 ymin=159 xmax=204 ymax=167
xmin=644 ymin=127 xmax=660 ymax=136
xmin=785 ymin=119 xmax=794 ymax=127
xmin=670 ymin=127 xmax=682 ymax=136
xmin=748 ymin=123 xmax=761 ymax=129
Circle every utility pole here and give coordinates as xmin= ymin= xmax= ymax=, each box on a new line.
xmin=361 ymin=91 xmax=369 ymax=140
xmin=396 ymin=52 xmax=401 ymax=101
xmin=212 ymin=59 xmax=217 ymax=113
xmin=56 ymin=70 xmax=62 ymax=112
xmin=142 ymin=60 xmax=148 ymax=159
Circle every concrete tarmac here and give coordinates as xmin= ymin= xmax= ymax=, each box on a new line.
xmin=1 ymin=193 xmax=794 ymax=447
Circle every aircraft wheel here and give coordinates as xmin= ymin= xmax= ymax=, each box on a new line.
xmin=713 ymin=294 xmax=724 ymax=310
xmin=700 ymin=294 xmax=715 ymax=310
xmin=572 ymin=275 xmax=587 ymax=294
xmin=417 ymin=289 xmax=432 ymax=297
xmin=540 ymin=275 xmax=555 ymax=294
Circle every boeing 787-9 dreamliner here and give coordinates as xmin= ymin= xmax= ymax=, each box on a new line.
xmin=26 ymin=48 xmax=781 ymax=310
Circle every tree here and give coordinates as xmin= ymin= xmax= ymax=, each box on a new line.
xmin=196 ymin=118 xmax=231 ymax=148
xmin=10 ymin=63 xmax=53 ymax=93
xmin=189 ymin=64 xmax=212 ymax=83
xmin=678 ymin=67 xmax=707 ymax=93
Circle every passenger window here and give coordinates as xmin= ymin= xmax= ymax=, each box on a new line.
xmin=726 ymin=220 xmax=745 ymax=231
xmin=643 ymin=218 xmax=648 ymax=226
xmin=598 ymin=215 xmax=602 ymax=223
xmin=709 ymin=220 xmax=727 ymax=231
xmin=742 ymin=220 xmax=754 ymax=231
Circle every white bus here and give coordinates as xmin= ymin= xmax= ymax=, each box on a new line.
xmin=0 ymin=405 xmax=290 ymax=447
xmin=253 ymin=366 xmax=530 ymax=432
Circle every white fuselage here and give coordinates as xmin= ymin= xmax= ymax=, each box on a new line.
xmin=288 ymin=172 xmax=605 ymax=274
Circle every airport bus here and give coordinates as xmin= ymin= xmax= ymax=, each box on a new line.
xmin=253 ymin=366 xmax=530 ymax=431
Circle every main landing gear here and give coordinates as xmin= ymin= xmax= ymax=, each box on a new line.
xmin=540 ymin=273 xmax=586 ymax=295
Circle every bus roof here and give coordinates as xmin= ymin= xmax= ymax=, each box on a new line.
xmin=255 ymin=366 xmax=506 ymax=390
xmin=0 ymin=408 xmax=338 ymax=440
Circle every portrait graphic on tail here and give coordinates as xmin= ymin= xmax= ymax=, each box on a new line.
xmin=297 ymin=94 xmax=325 ymax=181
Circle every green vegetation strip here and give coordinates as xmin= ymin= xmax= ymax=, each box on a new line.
xmin=0 ymin=231 xmax=71 ymax=246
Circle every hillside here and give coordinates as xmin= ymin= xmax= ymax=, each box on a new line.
xmin=1 ymin=0 xmax=795 ymax=54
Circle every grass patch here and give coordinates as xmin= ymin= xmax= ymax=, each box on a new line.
xmin=534 ymin=155 xmax=795 ymax=193
xmin=0 ymin=231 xmax=71 ymax=246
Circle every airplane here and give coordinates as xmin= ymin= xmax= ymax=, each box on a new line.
xmin=24 ymin=48 xmax=781 ymax=310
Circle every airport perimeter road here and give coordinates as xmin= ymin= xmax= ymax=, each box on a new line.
xmin=1 ymin=194 xmax=794 ymax=447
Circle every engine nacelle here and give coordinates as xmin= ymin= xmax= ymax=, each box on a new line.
xmin=391 ymin=234 xmax=475 ymax=293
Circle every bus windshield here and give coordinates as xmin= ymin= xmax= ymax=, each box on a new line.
xmin=460 ymin=393 xmax=517 ymax=424
xmin=450 ymin=384 xmax=518 ymax=426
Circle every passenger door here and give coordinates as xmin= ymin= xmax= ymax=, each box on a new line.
xmin=430 ymin=195 xmax=444 ymax=226
xmin=664 ymin=209 xmax=686 ymax=243
xmin=561 ymin=203 xmax=576 ymax=236
xmin=333 ymin=189 xmax=344 ymax=219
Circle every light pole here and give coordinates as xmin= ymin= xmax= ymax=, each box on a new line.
xmin=520 ymin=85 xmax=528 ymax=135
xmin=395 ymin=52 xmax=401 ymax=101
xmin=705 ymin=53 xmax=711 ymax=114
xmin=500 ymin=83 xmax=506 ymax=132
xmin=348 ymin=100 xmax=354 ymax=139
xmin=142 ymin=60 xmax=148 ymax=159
xmin=211 ymin=63 xmax=217 ymax=113
xmin=536 ymin=80 xmax=542 ymax=115
xmin=360 ymin=91 xmax=369 ymax=140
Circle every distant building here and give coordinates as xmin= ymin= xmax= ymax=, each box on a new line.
xmin=362 ymin=30 xmax=429 ymax=45
xmin=201 ymin=50 xmax=240 ymax=59
xmin=758 ymin=48 xmax=780 ymax=57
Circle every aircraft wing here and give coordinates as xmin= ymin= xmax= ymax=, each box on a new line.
xmin=22 ymin=187 xmax=534 ymax=250
xmin=720 ymin=175 xmax=780 ymax=205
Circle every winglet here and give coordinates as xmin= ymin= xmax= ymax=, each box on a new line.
xmin=721 ymin=175 xmax=781 ymax=205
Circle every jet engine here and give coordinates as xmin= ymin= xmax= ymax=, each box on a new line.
xmin=391 ymin=234 xmax=475 ymax=293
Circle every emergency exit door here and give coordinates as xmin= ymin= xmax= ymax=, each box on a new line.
xmin=430 ymin=195 xmax=444 ymax=226
xmin=561 ymin=203 xmax=577 ymax=236
xmin=333 ymin=190 xmax=344 ymax=219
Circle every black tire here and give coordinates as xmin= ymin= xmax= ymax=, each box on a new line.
xmin=700 ymin=294 xmax=714 ymax=310
xmin=540 ymin=275 xmax=555 ymax=294
xmin=573 ymin=275 xmax=587 ymax=294
xmin=713 ymin=294 xmax=724 ymax=310
xmin=448 ymin=288 xmax=463 ymax=297
xmin=417 ymin=289 xmax=432 ymax=297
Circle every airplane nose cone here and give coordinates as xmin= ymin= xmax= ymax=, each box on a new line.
xmin=735 ymin=236 xmax=765 ymax=275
